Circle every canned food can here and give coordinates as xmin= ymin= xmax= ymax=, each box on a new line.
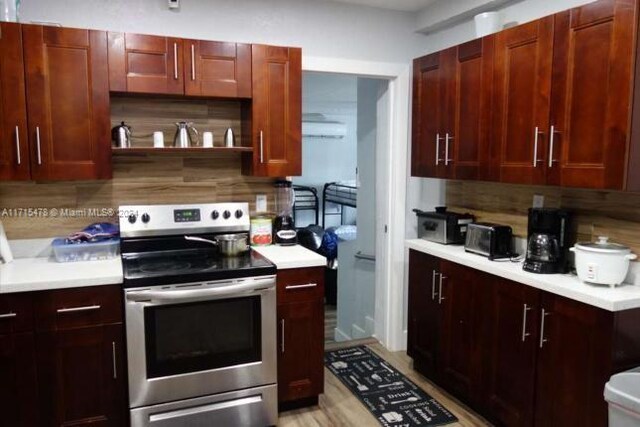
xmin=250 ymin=215 xmax=273 ymax=246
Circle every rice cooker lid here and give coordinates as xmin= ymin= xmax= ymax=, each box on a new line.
xmin=575 ymin=236 xmax=631 ymax=254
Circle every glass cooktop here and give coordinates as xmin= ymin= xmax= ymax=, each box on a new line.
xmin=122 ymin=249 xmax=276 ymax=288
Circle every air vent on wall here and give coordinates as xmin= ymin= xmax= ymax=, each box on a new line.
xmin=302 ymin=113 xmax=347 ymax=139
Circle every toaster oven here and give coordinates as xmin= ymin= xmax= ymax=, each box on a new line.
xmin=413 ymin=208 xmax=474 ymax=245
xmin=464 ymin=222 xmax=514 ymax=260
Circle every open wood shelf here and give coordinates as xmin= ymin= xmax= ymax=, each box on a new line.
xmin=112 ymin=146 xmax=253 ymax=155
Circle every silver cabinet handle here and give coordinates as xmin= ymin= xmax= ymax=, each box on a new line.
xmin=285 ymin=283 xmax=317 ymax=290
xmin=259 ymin=130 xmax=264 ymax=163
xmin=36 ymin=126 xmax=42 ymax=165
xmin=0 ymin=312 xmax=17 ymax=319
xmin=190 ymin=44 xmax=195 ymax=81
xmin=15 ymin=126 xmax=21 ymax=165
xmin=438 ymin=275 xmax=446 ymax=305
xmin=173 ymin=42 xmax=178 ymax=80
xmin=533 ymin=126 xmax=543 ymax=167
xmin=280 ymin=319 xmax=285 ymax=353
xmin=435 ymin=133 xmax=445 ymax=165
xmin=539 ymin=308 xmax=550 ymax=348
xmin=431 ymin=270 xmax=439 ymax=301
xmin=548 ymin=125 xmax=559 ymax=168
xmin=56 ymin=305 xmax=101 ymax=314
xmin=521 ymin=304 xmax=532 ymax=342
xmin=445 ymin=133 xmax=454 ymax=165
xmin=112 ymin=341 xmax=117 ymax=380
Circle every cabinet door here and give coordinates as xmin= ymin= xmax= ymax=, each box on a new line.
xmin=407 ymin=250 xmax=441 ymax=377
xmin=549 ymin=0 xmax=637 ymax=189
xmin=23 ymin=25 xmax=111 ymax=180
xmin=0 ymin=22 xmax=30 ymax=180
xmin=437 ymin=260 xmax=486 ymax=403
xmin=493 ymin=17 xmax=554 ymax=185
xmin=0 ymin=333 xmax=38 ymax=426
xmin=411 ymin=52 xmax=447 ymax=178
xmin=249 ymin=45 xmax=302 ymax=177
xmin=108 ymin=32 xmax=184 ymax=95
xmin=450 ymin=37 xmax=494 ymax=181
xmin=534 ymin=293 xmax=613 ymax=427
xmin=484 ymin=278 xmax=540 ymax=427
xmin=184 ymin=40 xmax=251 ymax=98
xmin=37 ymin=324 xmax=127 ymax=427
xmin=277 ymin=299 xmax=324 ymax=403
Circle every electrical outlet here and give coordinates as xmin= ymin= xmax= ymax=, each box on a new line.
xmin=256 ymin=195 xmax=267 ymax=213
xmin=168 ymin=0 xmax=180 ymax=10
xmin=533 ymin=194 xmax=545 ymax=208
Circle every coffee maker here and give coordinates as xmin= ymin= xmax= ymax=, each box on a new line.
xmin=523 ymin=208 xmax=572 ymax=274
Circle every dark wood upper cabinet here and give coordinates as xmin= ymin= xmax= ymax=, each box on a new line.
xmin=184 ymin=40 xmax=251 ymax=98
xmin=108 ymin=32 xmax=184 ymax=95
xmin=550 ymin=0 xmax=637 ymax=189
xmin=0 ymin=22 xmax=30 ymax=181
xmin=247 ymin=44 xmax=302 ymax=177
xmin=407 ymin=250 xmax=442 ymax=377
xmin=23 ymin=25 xmax=112 ymax=180
xmin=411 ymin=52 xmax=447 ymax=178
xmin=448 ymin=37 xmax=494 ymax=181
xmin=484 ymin=277 xmax=540 ymax=427
xmin=492 ymin=17 xmax=554 ymax=185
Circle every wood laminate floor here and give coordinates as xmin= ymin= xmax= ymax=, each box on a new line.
xmin=279 ymin=340 xmax=492 ymax=427
xmin=324 ymin=305 xmax=337 ymax=345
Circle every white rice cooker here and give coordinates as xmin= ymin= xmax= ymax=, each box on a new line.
xmin=570 ymin=237 xmax=637 ymax=287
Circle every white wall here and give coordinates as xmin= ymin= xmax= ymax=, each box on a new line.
xmin=18 ymin=0 xmax=427 ymax=63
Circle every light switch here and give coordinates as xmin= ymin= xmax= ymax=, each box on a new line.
xmin=256 ymin=195 xmax=267 ymax=213
xmin=533 ymin=194 xmax=544 ymax=208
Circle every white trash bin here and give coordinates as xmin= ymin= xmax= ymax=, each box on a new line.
xmin=605 ymin=367 xmax=640 ymax=427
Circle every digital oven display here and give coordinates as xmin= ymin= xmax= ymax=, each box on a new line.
xmin=174 ymin=209 xmax=201 ymax=223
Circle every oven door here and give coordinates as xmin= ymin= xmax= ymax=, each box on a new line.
xmin=125 ymin=276 xmax=277 ymax=408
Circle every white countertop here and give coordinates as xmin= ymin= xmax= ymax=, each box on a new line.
xmin=406 ymin=239 xmax=640 ymax=312
xmin=0 ymin=257 xmax=123 ymax=294
xmin=252 ymin=245 xmax=326 ymax=270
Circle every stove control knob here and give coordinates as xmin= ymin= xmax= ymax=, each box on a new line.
xmin=141 ymin=213 xmax=150 ymax=224
xmin=235 ymin=209 xmax=244 ymax=219
xmin=223 ymin=210 xmax=231 ymax=220
xmin=211 ymin=210 xmax=219 ymax=220
xmin=128 ymin=214 xmax=137 ymax=224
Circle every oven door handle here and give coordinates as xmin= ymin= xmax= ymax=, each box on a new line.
xmin=126 ymin=279 xmax=275 ymax=302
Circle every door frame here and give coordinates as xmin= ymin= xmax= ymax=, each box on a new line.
xmin=303 ymin=56 xmax=410 ymax=351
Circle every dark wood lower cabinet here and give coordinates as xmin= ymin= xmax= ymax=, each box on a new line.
xmin=0 ymin=286 xmax=126 ymax=427
xmin=407 ymin=249 xmax=640 ymax=427
xmin=0 ymin=332 xmax=38 ymax=426
xmin=277 ymin=268 xmax=325 ymax=407
xmin=37 ymin=324 xmax=126 ymax=427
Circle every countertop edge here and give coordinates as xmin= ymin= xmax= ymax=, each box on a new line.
xmin=406 ymin=239 xmax=640 ymax=312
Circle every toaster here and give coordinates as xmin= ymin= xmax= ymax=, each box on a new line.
xmin=413 ymin=207 xmax=475 ymax=245
xmin=464 ymin=222 xmax=514 ymax=260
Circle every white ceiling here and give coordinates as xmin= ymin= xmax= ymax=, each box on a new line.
xmin=323 ymin=0 xmax=439 ymax=12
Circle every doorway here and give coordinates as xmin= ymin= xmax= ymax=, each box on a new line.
xmin=294 ymin=72 xmax=388 ymax=345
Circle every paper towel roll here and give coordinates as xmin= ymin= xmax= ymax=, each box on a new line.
xmin=0 ymin=220 xmax=13 ymax=263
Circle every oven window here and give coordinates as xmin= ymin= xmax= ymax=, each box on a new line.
xmin=144 ymin=296 xmax=261 ymax=378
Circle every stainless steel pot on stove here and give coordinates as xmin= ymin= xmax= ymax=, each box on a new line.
xmin=184 ymin=233 xmax=249 ymax=257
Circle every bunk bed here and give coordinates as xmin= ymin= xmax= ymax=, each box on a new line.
xmin=322 ymin=181 xmax=358 ymax=228
xmin=293 ymin=185 xmax=320 ymax=228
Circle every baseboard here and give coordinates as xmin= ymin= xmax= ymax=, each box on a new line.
xmin=334 ymin=327 xmax=351 ymax=342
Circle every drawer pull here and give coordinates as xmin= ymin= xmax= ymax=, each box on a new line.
xmin=0 ymin=312 xmax=17 ymax=319
xmin=56 ymin=304 xmax=101 ymax=314
xmin=285 ymin=283 xmax=318 ymax=290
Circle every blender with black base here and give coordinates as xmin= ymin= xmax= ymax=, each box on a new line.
xmin=273 ymin=180 xmax=297 ymax=245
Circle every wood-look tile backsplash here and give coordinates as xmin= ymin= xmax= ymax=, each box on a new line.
xmin=446 ymin=181 xmax=640 ymax=254
xmin=0 ymin=154 xmax=275 ymax=239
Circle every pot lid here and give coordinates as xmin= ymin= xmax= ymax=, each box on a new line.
xmin=575 ymin=236 xmax=631 ymax=254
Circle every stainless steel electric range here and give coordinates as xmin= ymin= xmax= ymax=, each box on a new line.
xmin=119 ymin=203 xmax=278 ymax=427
